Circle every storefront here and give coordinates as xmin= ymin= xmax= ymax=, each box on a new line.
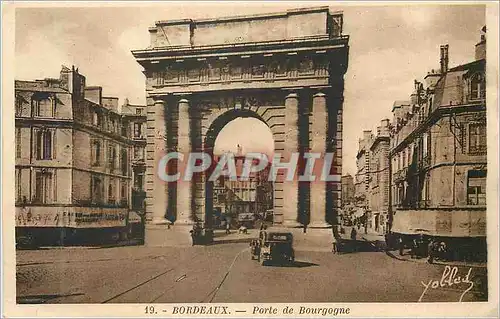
xmin=15 ymin=206 xmax=128 ymax=246
xmin=391 ymin=208 xmax=487 ymax=261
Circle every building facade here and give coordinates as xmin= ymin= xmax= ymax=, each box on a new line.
xmin=132 ymin=7 xmax=349 ymax=246
xmin=367 ymin=119 xmax=390 ymax=234
xmin=212 ymin=154 xmax=259 ymax=217
xmin=15 ymin=66 xmax=143 ymax=245
xmin=122 ymin=100 xmax=147 ymax=214
xmin=341 ymin=174 xmax=355 ymax=206
xmin=389 ymin=29 xmax=487 ymax=259
xmin=354 ymin=130 xmax=373 ymax=212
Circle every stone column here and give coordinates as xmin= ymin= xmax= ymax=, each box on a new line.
xmin=309 ymin=92 xmax=330 ymax=228
xmin=282 ymin=92 xmax=301 ymax=228
xmin=151 ymin=98 xmax=168 ymax=225
xmin=176 ymin=98 xmax=193 ymax=225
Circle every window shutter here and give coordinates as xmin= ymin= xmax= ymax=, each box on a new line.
xmin=16 ymin=128 xmax=22 ymax=159
xmin=35 ymin=130 xmax=42 ymax=160
xmin=52 ymin=130 xmax=57 ymax=159
xmin=44 ymin=131 xmax=52 ymax=159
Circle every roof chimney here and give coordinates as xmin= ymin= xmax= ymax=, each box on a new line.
xmin=440 ymin=44 xmax=449 ymax=74
xmin=475 ymin=26 xmax=486 ymax=61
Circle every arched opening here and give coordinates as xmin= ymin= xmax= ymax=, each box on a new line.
xmin=203 ymin=109 xmax=275 ymax=231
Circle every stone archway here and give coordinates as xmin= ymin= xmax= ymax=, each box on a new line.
xmin=133 ymin=6 xmax=349 ymax=248
xmin=202 ymin=108 xmax=274 ymax=229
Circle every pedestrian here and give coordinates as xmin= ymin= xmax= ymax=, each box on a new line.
xmin=350 ymin=227 xmax=357 ymax=240
xmin=225 ymin=221 xmax=231 ymax=234
xmin=398 ymin=236 xmax=404 ymax=256
xmin=427 ymin=239 xmax=437 ymax=264
xmin=332 ymin=235 xmax=338 ymax=254
xmin=410 ymin=238 xmax=418 ymax=259
xmin=190 ymin=229 xmax=196 ymax=246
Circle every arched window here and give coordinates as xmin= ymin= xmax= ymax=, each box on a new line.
xmin=470 ymin=72 xmax=485 ymax=100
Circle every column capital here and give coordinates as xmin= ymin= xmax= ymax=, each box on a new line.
xmin=178 ymin=98 xmax=190 ymax=104
xmin=153 ymin=97 xmax=165 ymax=104
xmin=285 ymin=92 xmax=298 ymax=99
xmin=313 ymin=92 xmax=327 ymax=98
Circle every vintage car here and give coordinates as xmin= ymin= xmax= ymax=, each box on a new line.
xmin=252 ymin=231 xmax=294 ymax=265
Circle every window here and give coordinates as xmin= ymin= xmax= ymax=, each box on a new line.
xmin=92 ymin=110 xmax=102 ymax=127
xmin=109 ymin=118 xmax=116 ymax=133
xmin=15 ymin=95 xmax=23 ymax=117
xmin=121 ymin=149 xmax=128 ymax=175
xmin=33 ymin=96 xmax=55 ymax=118
xmin=470 ymin=73 xmax=485 ymax=100
xmin=121 ymin=122 xmax=128 ymax=137
xmin=136 ymin=108 xmax=143 ymax=115
xmin=121 ymin=182 xmax=127 ymax=202
xmin=16 ymin=169 xmax=21 ymax=202
xmin=108 ymin=180 xmax=115 ymax=204
xmin=91 ymin=176 xmax=103 ymax=204
xmin=422 ymin=133 xmax=429 ymax=157
xmin=108 ymin=145 xmax=116 ymax=170
xmin=16 ymin=128 xmax=21 ymax=158
xmin=34 ymin=170 xmax=53 ymax=204
xmin=469 ymin=122 xmax=486 ymax=154
xmin=134 ymin=146 xmax=144 ymax=160
xmin=134 ymin=173 xmax=144 ymax=190
xmin=91 ymin=140 xmax=101 ymax=166
xmin=35 ymin=129 xmax=53 ymax=160
xmin=467 ymin=170 xmax=486 ymax=205
xmin=134 ymin=123 xmax=143 ymax=138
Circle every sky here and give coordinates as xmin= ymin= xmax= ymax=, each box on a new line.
xmin=15 ymin=3 xmax=486 ymax=175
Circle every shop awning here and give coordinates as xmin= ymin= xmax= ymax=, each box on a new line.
xmin=392 ymin=209 xmax=486 ymax=237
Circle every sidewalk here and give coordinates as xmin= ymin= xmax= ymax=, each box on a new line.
xmin=339 ymin=226 xmax=385 ymax=242
xmin=386 ymin=249 xmax=487 ymax=268
xmin=211 ymin=228 xmax=257 ymax=244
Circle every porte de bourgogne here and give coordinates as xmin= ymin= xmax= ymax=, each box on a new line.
xmin=131 ymin=7 xmax=348 ymax=247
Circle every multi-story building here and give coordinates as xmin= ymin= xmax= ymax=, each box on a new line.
xmin=122 ymin=99 xmax=147 ymax=214
xmin=354 ymin=130 xmax=373 ymax=212
xmin=15 ymin=65 xmax=140 ymax=246
xmin=367 ymin=119 xmax=390 ymax=234
xmin=389 ymin=28 xmax=487 ymax=259
xmin=341 ymin=174 xmax=355 ymax=206
xmin=212 ymin=152 xmax=272 ymax=225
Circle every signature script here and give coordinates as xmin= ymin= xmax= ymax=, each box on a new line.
xmin=419 ymin=266 xmax=474 ymax=302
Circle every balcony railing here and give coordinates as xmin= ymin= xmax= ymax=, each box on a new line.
xmin=393 ymin=167 xmax=408 ymax=182
xmin=133 ymin=134 xmax=145 ymax=140
xmin=132 ymin=157 xmax=145 ymax=165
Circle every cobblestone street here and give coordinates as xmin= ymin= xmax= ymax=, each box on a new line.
xmin=16 ymin=243 xmax=488 ymax=304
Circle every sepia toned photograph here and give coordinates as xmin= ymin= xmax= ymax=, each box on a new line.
xmin=2 ymin=1 xmax=499 ymax=317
